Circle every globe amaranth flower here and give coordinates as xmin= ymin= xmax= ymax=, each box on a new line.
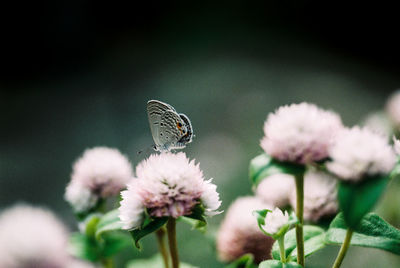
xmin=216 ymin=197 xmax=274 ymax=264
xmin=261 ymin=103 xmax=343 ymax=164
xmin=256 ymin=173 xmax=294 ymax=208
xmin=290 ymin=170 xmax=338 ymax=222
xmin=386 ymin=90 xmax=400 ymax=127
xmin=65 ymin=147 xmax=133 ymax=213
xmin=327 ymin=127 xmax=396 ymax=182
xmin=0 ymin=204 xmax=70 ymax=268
xmin=262 ymin=208 xmax=289 ymax=236
xmin=119 ymin=152 xmax=221 ymax=230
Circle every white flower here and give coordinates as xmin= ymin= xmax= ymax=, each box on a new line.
xmin=65 ymin=147 xmax=133 ymax=212
xmin=0 ymin=204 xmax=69 ymax=268
xmin=119 ymin=181 xmax=145 ymax=230
xmin=386 ymin=90 xmax=400 ymax=127
xmin=65 ymin=181 xmax=98 ymax=213
xmin=119 ymin=153 xmax=221 ymax=230
xmin=262 ymin=208 xmax=289 ymax=235
xmin=290 ymin=170 xmax=338 ymax=222
xmin=256 ymin=173 xmax=294 ymax=208
xmin=393 ymin=136 xmax=400 ymax=155
xmin=261 ymin=103 xmax=343 ymax=164
xmin=216 ymin=197 xmax=274 ymax=264
xmin=327 ymin=127 xmax=396 ymax=181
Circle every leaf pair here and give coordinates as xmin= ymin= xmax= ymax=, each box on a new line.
xmin=68 ymin=210 xmax=131 ymax=262
xmin=267 ymin=213 xmax=400 ymax=265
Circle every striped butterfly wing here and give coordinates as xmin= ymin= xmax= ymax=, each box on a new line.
xmin=147 ymin=100 xmax=176 ymax=148
xmin=178 ymin=113 xmax=193 ymax=144
xmin=159 ymin=110 xmax=186 ymax=151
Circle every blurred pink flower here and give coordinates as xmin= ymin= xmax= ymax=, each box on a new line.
xmin=261 ymin=103 xmax=343 ymax=164
xmin=65 ymin=147 xmax=133 ymax=212
xmin=256 ymin=173 xmax=294 ymax=208
xmin=290 ymin=170 xmax=338 ymax=222
xmin=0 ymin=204 xmax=70 ymax=268
xmin=217 ymin=196 xmax=274 ymax=264
xmin=119 ymin=153 xmax=221 ymax=230
xmin=327 ymin=127 xmax=396 ymax=182
xmin=386 ymin=90 xmax=400 ymax=127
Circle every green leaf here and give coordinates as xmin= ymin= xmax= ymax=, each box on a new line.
xmin=95 ymin=209 xmax=124 ymax=240
xmin=249 ymin=154 xmax=305 ymax=187
xmin=253 ymin=209 xmax=270 ymax=227
xmin=68 ymin=232 xmax=102 ymax=262
xmin=271 ymin=226 xmax=325 ymax=261
xmin=258 ymin=260 xmax=302 ymax=268
xmin=180 ymin=203 xmax=207 ymax=232
xmin=338 ymin=175 xmax=389 ymax=228
xmin=179 ymin=216 xmax=207 ymax=233
xmin=127 ymin=254 xmax=199 ymax=268
xmin=224 ymin=254 xmax=257 ymax=268
xmin=101 ymin=232 xmax=132 ymax=257
xmin=83 ymin=214 xmax=101 ymax=238
xmin=326 ymin=212 xmax=400 ymax=255
xmin=390 ymin=156 xmax=400 ymax=180
xmin=130 ymin=217 xmax=169 ymax=249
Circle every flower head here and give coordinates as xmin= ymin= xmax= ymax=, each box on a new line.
xmin=290 ymin=170 xmax=338 ymax=222
xmin=256 ymin=173 xmax=294 ymax=208
xmin=65 ymin=147 xmax=133 ymax=212
xmin=262 ymin=208 xmax=289 ymax=235
xmin=217 ymin=197 xmax=274 ymax=264
xmin=261 ymin=103 xmax=343 ymax=164
xmin=0 ymin=204 xmax=70 ymax=268
xmin=386 ymin=90 xmax=400 ymax=127
xmin=119 ymin=153 xmax=221 ymax=229
xmin=327 ymin=127 xmax=396 ymax=182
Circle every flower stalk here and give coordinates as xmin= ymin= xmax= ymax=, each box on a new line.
xmin=295 ymin=173 xmax=305 ymax=267
xmin=156 ymin=227 xmax=170 ymax=268
xmin=332 ymin=228 xmax=353 ymax=268
xmin=278 ymin=236 xmax=286 ymax=263
xmin=167 ymin=218 xmax=179 ymax=268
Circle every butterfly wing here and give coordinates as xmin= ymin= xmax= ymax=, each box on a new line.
xmin=147 ymin=100 xmax=176 ymax=148
xmin=159 ymin=110 xmax=186 ymax=151
xmin=178 ymin=113 xmax=193 ymax=144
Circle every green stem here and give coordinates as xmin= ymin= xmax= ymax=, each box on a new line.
xmin=156 ymin=227 xmax=170 ymax=268
xmin=332 ymin=228 xmax=353 ymax=268
xmin=278 ymin=236 xmax=286 ymax=263
xmin=295 ymin=173 xmax=305 ymax=267
xmin=167 ymin=218 xmax=179 ymax=268
xmin=101 ymin=258 xmax=113 ymax=268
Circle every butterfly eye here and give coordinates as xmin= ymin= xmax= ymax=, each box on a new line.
xmin=177 ymin=122 xmax=182 ymax=129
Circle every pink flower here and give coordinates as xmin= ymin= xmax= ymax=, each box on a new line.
xmin=261 ymin=103 xmax=343 ymax=164
xmin=0 ymin=205 xmax=70 ymax=268
xmin=256 ymin=173 xmax=294 ymax=208
xmin=290 ymin=170 xmax=338 ymax=222
xmin=327 ymin=127 xmax=396 ymax=182
xmin=65 ymin=147 xmax=133 ymax=212
xmin=119 ymin=153 xmax=221 ymax=229
xmin=217 ymin=197 xmax=274 ymax=264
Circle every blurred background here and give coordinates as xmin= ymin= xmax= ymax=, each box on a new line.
xmin=1 ymin=1 xmax=400 ymax=267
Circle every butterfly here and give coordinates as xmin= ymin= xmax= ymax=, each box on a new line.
xmin=147 ymin=100 xmax=193 ymax=152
